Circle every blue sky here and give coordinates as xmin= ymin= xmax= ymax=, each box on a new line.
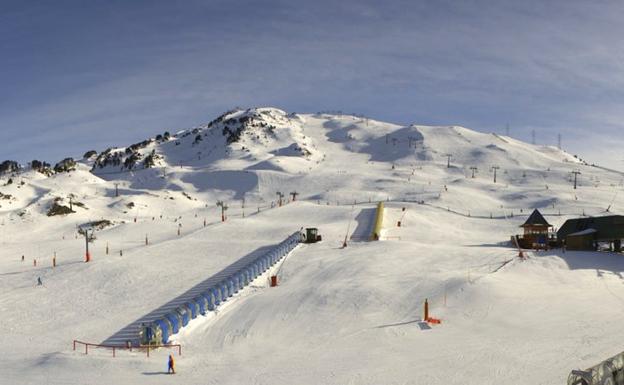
xmin=2 ymin=0 xmax=624 ymax=169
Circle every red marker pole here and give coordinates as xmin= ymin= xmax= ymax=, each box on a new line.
xmin=85 ymin=231 xmax=91 ymax=263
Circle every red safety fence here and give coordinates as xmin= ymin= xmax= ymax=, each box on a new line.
xmin=73 ymin=340 xmax=181 ymax=358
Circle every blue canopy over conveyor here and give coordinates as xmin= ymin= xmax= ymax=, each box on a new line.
xmin=104 ymin=231 xmax=302 ymax=347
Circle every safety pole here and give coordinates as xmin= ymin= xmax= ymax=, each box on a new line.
xmin=84 ymin=230 xmax=91 ymax=263
xmin=424 ymin=298 xmax=429 ymax=321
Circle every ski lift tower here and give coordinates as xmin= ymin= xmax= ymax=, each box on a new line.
xmin=276 ymin=192 xmax=284 ymax=207
xmin=216 ymin=201 xmax=228 ymax=222
xmin=78 ymin=224 xmax=95 ymax=263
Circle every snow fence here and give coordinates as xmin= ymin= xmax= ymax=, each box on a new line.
xmin=568 ymin=351 xmax=624 ymax=385
xmin=142 ymin=231 xmax=302 ymax=345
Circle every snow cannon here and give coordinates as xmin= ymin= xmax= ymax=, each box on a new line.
xmin=303 ymin=228 xmax=322 ymax=243
xmin=139 ymin=322 xmax=163 ymax=346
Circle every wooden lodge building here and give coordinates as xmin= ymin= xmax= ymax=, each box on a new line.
xmin=514 ymin=209 xmax=556 ymax=249
xmin=557 ymin=215 xmax=624 ymax=252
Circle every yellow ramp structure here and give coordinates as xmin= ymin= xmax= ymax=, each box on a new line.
xmin=370 ymin=202 xmax=384 ymax=241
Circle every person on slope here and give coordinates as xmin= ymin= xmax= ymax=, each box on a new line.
xmin=37 ymin=277 xmax=42 ymax=286
xmin=167 ymin=354 xmax=175 ymax=374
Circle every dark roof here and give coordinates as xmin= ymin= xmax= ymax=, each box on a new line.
xmin=557 ymin=215 xmax=624 ymax=241
xmin=521 ymin=209 xmax=551 ymax=228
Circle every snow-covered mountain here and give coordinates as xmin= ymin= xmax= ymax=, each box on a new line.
xmin=1 ymin=107 xmax=621 ymax=385
xmin=89 ymin=107 xmax=323 ymax=175
xmin=2 ymin=107 xmax=590 ymax=210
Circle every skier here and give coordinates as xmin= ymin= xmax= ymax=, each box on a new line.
xmin=37 ymin=277 xmax=42 ymax=286
xmin=167 ymin=354 xmax=175 ymax=374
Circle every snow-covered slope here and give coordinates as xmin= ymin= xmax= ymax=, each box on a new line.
xmin=0 ymin=107 xmax=621 ymax=385
xmin=91 ymin=107 xmax=322 ymax=175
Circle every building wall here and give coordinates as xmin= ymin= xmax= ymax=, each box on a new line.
xmin=566 ymin=234 xmax=595 ymax=251
xmin=515 ymin=233 xmax=552 ymax=249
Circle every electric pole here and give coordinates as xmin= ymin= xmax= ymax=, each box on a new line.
xmin=492 ymin=166 xmax=500 ymax=183
xmin=572 ymin=170 xmax=581 ymax=189
xmin=470 ymin=166 xmax=478 ymax=178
